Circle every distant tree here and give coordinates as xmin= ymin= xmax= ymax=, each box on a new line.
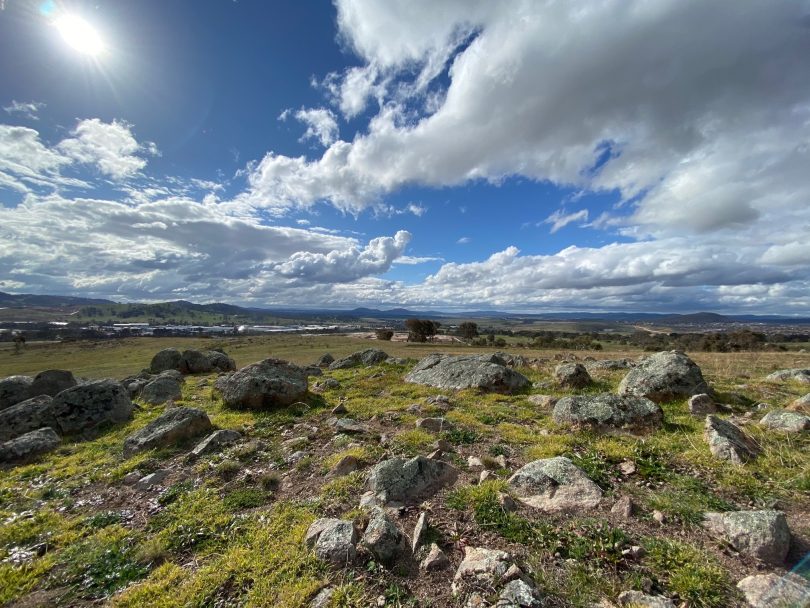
xmin=457 ymin=322 xmax=479 ymax=340
xmin=486 ymin=333 xmax=495 ymax=343
xmin=376 ymin=329 xmax=394 ymax=341
xmin=405 ymin=319 xmax=440 ymax=342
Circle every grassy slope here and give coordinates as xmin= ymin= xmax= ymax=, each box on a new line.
xmin=0 ymin=337 xmax=808 ymax=607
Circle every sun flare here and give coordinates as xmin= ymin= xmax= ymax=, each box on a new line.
xmin=55 ymin=14 xmax=104 ymax=56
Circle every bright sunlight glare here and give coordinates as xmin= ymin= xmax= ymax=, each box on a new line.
xmin=55 ymin=15 xmax=104 ymax=56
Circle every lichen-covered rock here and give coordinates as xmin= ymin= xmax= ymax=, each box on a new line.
xmin=150 ymin=348 xmax=183 ymax=374
xmin=452 ymin=547 xmax=512 ymax=595
xmin=140 ymin=376 xmax=183 ymax=405
xmin=123 ymin=407 xmax=212 ymax=458
xmin=0 ymin=427 xmax=61 ymax=463
xmin=498 ymin=579 xmax=542 ymax=607
xmin=0 ymin=395 xmax=57 ymax=442
xmin=760 ymin=409 xmax=810 ymax=433
xmin=554 ymin=363 xmax=592 ymax=389
xmin=421 ymin=543 xmax=449 ymax=571
xmin=618 ymin=351 xmax=710 ymax=403
xmin=0 ymin=375 xmax=34 ymax=410
xmin=328 ymin=349 xmax=389 ymax=370
xmin=205 ymin=350 xmax=236 ymax=372
xmin=315 ymin=353 xmax=335 ymax=367
xmin=50 ymin=379 xmax=134 ymax=434
xmin=552 ymin=393 xmax=663 ymax=430
xmin=189 ymin=429 xmax=242 ymax=458
xmin=527 ymin=394 xmax=557 ymax=408
xmin=736 ymin=573 xmax=810 ymax=608
xmin=765 ymin=368 xmax=810 ymax=384
xmin=305 ymin=518 xmax=357 ymax=565
xmin=705 ymin=415 xmax=760 ymax=464
xmin=703 ymin=510 xmax=791 ymax=565
xmin=405 ymin=353 xmax=529 ymax=393
xmin=585 ymin=358 xmax=634 ymax=371
xmin=367 ymin=455 xmax=458 ymax=505
xmin=30 ymin=370 xmax=77 ymax=397
xmin=508 ymin=456 xmax=602 ymax=511
xmin=179 ymin=349 xmax=213 ymax=374
xmin=360 ymin=507 xmax=402 ymax=564
xmin=617 ymin=591 xmax=675 ymax=608
xmin=219 ymin=358 xmax=308 ymax=409
xmin=688 ymin=393 xmax=716 ymax=415
xmin=789 ymin=393 xmax=810 ymax=413
xmin=415 ymin=417 xmax=453 ymax=433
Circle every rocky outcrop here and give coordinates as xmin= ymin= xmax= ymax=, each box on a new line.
xmin=703 ymin=510 xmax=791 ymax=565
xmin=149 ymin=348 xmax=235 ymax=374
xmin=140 ymin=376 xmax=183 ymax=405
xmin=50 ymin=379 xmax=134 ymax=434
xmin=404 ymin=353 xmax=530 ymax=393
xmin=0 ymin=395 xmax=57 ymax=442
xmin=765 ymin=368 xmax=810 ymax=384
xmin=367 ymin=455 xmax=458 ymax=505
xmin=305 ymin=518 xmax=357 ymax=565
xmin=618 ymin=351 xmax=710 ymax=403
xmin=554 ymin=363 xmax=592 ymax=389
xmin=552 ymin=393 xmax=663 ymax=430
xmin=0 ymin=427 xmax=61 ymax=463
xmin=736 ymin=573 xmax=810 ymax=608
xmin=508 ymin=456 xmax=602 ymax=511
xmin=0 ymin=376 xmax=34 ymax=411
xmin=218 ymin=358 xmax=308 ymax=409
xmin=328 ymin=349 xmax=389 ymax=370
xmin=123 ymin=407 xmax=212 ymax=458
xmin=30 ymin=370 xmax=77 ymax=397
xmin=705 ymin=415 xmax=760 ymax=464
xmin=759 ymin=409 xmax=810 ymax=433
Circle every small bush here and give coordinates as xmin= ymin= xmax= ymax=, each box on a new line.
xmin=375 ymin=330 xmax=394 ymax=341
xmin=257 ymin=471 xmax=281 ymax=492
xmin=215 ymin=459 xmax=242 ymax=481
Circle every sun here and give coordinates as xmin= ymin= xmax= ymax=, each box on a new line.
xmin=55 ymin=14 xmax=104 ymax=56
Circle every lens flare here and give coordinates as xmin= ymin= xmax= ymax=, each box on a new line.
xmin=55 ymin=15 xmax=104 ymax=56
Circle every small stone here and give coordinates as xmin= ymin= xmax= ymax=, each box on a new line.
xmin=652 ymin=510 xmax=665 ymax=524
xmin=703 ymin=510 xmax=791 ymax=565
xmin=433 ymin=438 xmax=454 ymax=452
xmin=498 ymin=579 xmax=541 ymax=607
xmin=479 ymin=470 xmax=495 ymax=483
xmin=611 ymin=496 xmax=635 ymax=518
xmin=705 ymin=415 xmax=761 ymax=464
xmin=619 ymin=460 xmax=637 ymax=476
xmin=452 ymin=546 xmax=512 ymax=595
xmin=135 ymin=469 xmax=170 ymax=490
xmin=309 ymin=587 xmax=335 ymax=608
xmin=688 ymin=393 xmax=717 ymax=415
xmin=331 ymin=455 xmax=360 ymax=476
xmin=621 ymin=545 xmax=646 ymax=559
xmin=416 ymin=417 xmax=453 ymax=433
xmin=527 ymin=394 xmax=557 ymax=408
xmin=420 ymin=543 xmax=449 ymax=571
xmin=468 ymin=456 xmax=484 ymax=468
xmin=360 ymin=507 xmax=402 ymax=564
xmin=122 ymin=471 xmax=142 ymax=485
xmin=617 ymin=590 xmax=675 ymax=608
xmin=494 ymin=454 xmax=508 ymax=468
xmin=306 ymin=518 xmax=358 ymax=565
xmin=736 ymin=573 xmax=810 ymax=608
xmin=427 ymin=449 xmax=444 ymax=461
xmin=189 ymin=429 xmax=242 ymax=458
xmin=331 ymin=403 xmax=348 ymax=415
xmin=759 ymin=409 xmax=810 ymax=433
xmin=412 ymin=512 xmax=428 ymax=553
xmin=497 ymin=492 xmax=518 ymax=512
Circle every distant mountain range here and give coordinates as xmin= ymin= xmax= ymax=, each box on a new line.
xmin=1 ymin=291 xmax=807 ymax=324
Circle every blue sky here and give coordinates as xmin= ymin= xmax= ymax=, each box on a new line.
xmin=1 ymin=1 xmax=809 ymax=313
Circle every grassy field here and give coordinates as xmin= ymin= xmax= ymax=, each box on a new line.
xmin=0 ymin=336 xmax=808 ymax=607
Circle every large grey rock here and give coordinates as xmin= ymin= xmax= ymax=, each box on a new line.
xmin=360 ymin=507 xmax=403 ymax=564
xmin=760 ymin=409 xmax=810 ymax=433
xmin=617 ymin=591 xmax=675 ymax=608
xmin=367 ymin=455 xmax=458 ymax=505
xmin=179 ymin=349 xmax=213 ymax=374
xmin=405 ymin=353 xmax=530 ymax=393
xmin=703 ymin=510 xmax=791 ymax=565
xmin=328 ymin=349 xmax=389 ymax=370
xmin=140 ymin=376 xmax=183 ymax=405
xmin=508 ymin=456 xmax=602 ymax=511
xmin=219 ymin=358 xmax=308 ymax=409
xmin=0 ymin=375 xmax=33 ymax=410
xmin=736 ymin=573 xmax=810 ymax=608
xmin=499 ymin=579 xmax=542 ymax=607
xmin=150 ymin=348 xmax=183 ymax=373
xmin=618 ymin=351 xmax=710 ymax=403
xmin=0 ymin=395 xmax=57 ymax=441
xmin=123 ymin=407 xmax=212 ymax=458
xmin=0 ymin=427 xmax=61 ymax=463
xmin=305 ymin=518 xmax=357 ymax=565
xmin=552 ymin=393 xmax=663 ymax=430
xmin=50 ymin=379 xmax=134 ymax=434
xmin=765 ymin=368 xmax=810 ymax=384
xmin=189 ymin=429 xmax=242 ymax=458
xmin=30 ymin=370 xmax=77 ymax=397
xmin=452 ymin=547 xmax=512 ymax=595
xmin=554 ymin=363 xmax=592 ymax=389
xmin=205 ymin=350 xmax=236 ymax=372
xmin=705 ymin=415 xmax=760 ymax=464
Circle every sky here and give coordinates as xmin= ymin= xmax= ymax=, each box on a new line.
xmin=1 ymin=0 xmax=809 ymax=314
